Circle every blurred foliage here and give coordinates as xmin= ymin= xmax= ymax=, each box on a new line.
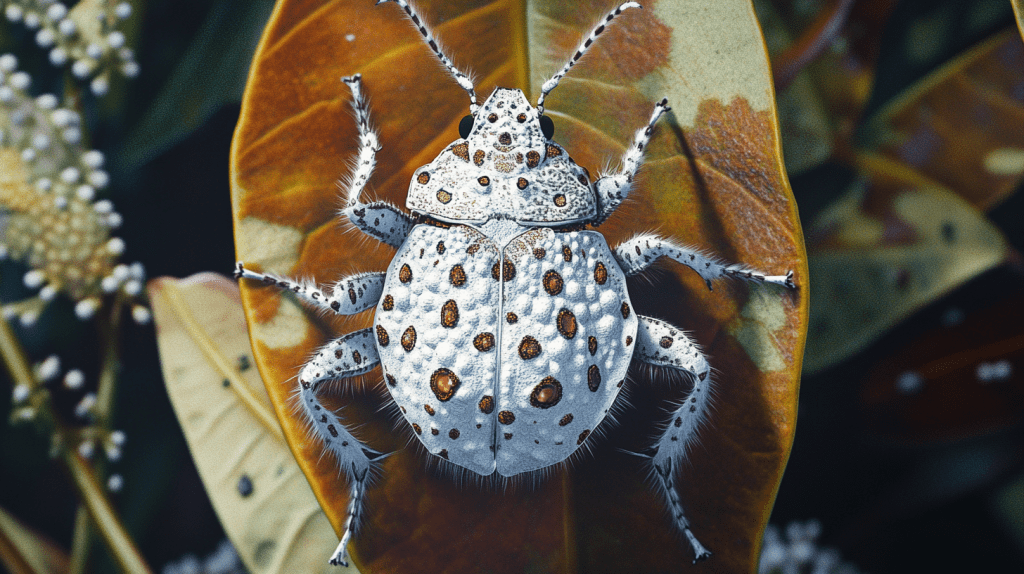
xmin=0 ymin=0 xmax=1021 ymax=573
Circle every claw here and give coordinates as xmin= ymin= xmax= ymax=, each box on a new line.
xmin=233 ymin=262 xmax=245 ymax=280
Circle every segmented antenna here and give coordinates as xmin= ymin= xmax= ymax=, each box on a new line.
xmin=536 ymin=2 xmax=642 ymax=114
xmin=376 ymin=0 xmax=479 ymax=113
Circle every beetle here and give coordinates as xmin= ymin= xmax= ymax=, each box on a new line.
xmin=235 ymin=0 xmax=794 ymax=566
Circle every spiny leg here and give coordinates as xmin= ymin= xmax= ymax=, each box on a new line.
xmin=297 ymin=329 xmax=385 ymax=567
xmin=337 ymin=74 xmax=415 ymax=248
xmin=613 ymin=233 xmax=795 ymax=290
xmin=536 ymin=2 xmax=643 ymax=113
xmin=635 ymin=315 xmax=712 ymax=562
xmin=592 ymin=98 xmax=670 ymax=225
xmin=234 ymin=263 xmax=385 ymax=316
xmin=375 ymin=0 xmax=478 ymax=113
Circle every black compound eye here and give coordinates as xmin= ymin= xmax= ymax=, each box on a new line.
xmin=539 ymin=115 xmax=555 ymax=139
xmin=458 ymin=115 xmax=474 ymax=139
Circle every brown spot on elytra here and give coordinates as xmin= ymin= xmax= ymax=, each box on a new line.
xmin=487 ymin=113 xmax=498 ymax=123
xmin=430 ymin=368 xmax=460 ymax=401
xmin=491 ymin=259 xmax=515 ymax=281
xmin=533 ymin=247 xmax=546 ymax=259
xmin=348 ymin=288 xmax=357 ymax=304
xmin=335 ymin=348 xmax=343 ymax=359
xmin=449 ymin=264 xmax=466 ymax=286
xmin=516 ymin=153 xmax=524 ymax=163
xmin=543 ymin=270 xmax=564 ymax=295
xmin=587 ymin=365 xmax=601 ymax=392
xmin=436 ymin=241 xmax=445 ymax=254
xmin=526 ymin=150 xmax=540 ymax=168
xmin=436 ymin=189 xmax=452 ymax=204
xmin=479 ymin=395 xmax=494 ymax=414
xmin=382 ymin=294 xmax=394 ymax=310
xmin=478 ymin=176 xmax=490 ymax=186
xmin=557 ymin=308 xmax=577 ymax=339
xmin=431 ymin=428 xmax=439 ymax=435
xmin=594 ymin=262 xmax=608 ymax=284
xmin=498 ymin=132 xmax=512 ymax=145
xmin=416 ymin=172 xmax=430 ymax=185
xmin=473 ymin=332 xmax=495 ymax=352
xmin=386 ymin=373 xmax=396 ymax=387
xmin=498 ymin=410 xmax=515 ymax=424
xmin=401 ymin=326 xmax=416 ymax=351
xmin=621 ymin=301 xmax=631 ymax=318
xmin=530 ymin=377 xmax=563 ymax=408
xmin=517 ymin=113 xmax=527 ymax=122
xmin=660 ymin=336 xmax=674 ymax=348
xmin=506 ymin=312 xmax=518 ymax=324
xmin=518 ymin=336 xmax=542 ymax=360
xmin=327 ymin=424 xmax=338 ymax=438
xmin=517 ymin=177 xmax=528 ymax=190
xmin=617 ymin=379 xmax=624 ymax=388
xmin=577 ymin=174 xmax=588 ymax=186
xmin=451 ymin=142 xmax=469 ymax=161
xmin=588 ymin=336 xmax=597 ymax=356
xmin=674 ymin=417 xmax=683 ymax=428
xmin=438 ymin=449 xmax=449 ymax=459
xmin=577 ymin=429 xmax=591 ymax=445
xmin=412 ymin=423 xmax=422 ymax=434
xmin=467 ymin=243 xmax=480 ymax=255
xmin=625 ymin=335 xmax=633 ymax=346
xmin=562 ymin=246 xmax=572 ymax=262
xmin=449 ymin=429 xmax=460 ymax=440
xmin=553 ymin=194 xmax=566 ymax=207
xmin=504 ymin=432 xmax=513 ymax=440
xmin=399 ymin=264 xmax=412 ymax=283
xmin=473 ymin=149 xmax=485 ymax=166
xmin=440 ymin=300 xmax=459 ymax=328
xmin=559 ymin=413 xmax=573 ymax=426
xmin=545 ymin=144 xmax=562 ymax=158
xmin=424 ymin=404 xmax=435 ymax=416
xmin=352 ymin=350 xmax=361 ymax=364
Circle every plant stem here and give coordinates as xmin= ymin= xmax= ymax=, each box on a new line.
xmin=0 ymin=317 xmax=152 ymax=574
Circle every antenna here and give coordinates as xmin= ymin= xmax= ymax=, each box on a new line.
xmin=536 ymin=2 xmax=641 ymax=114
xmin=377 ymin=0 xmax=479 ymax=113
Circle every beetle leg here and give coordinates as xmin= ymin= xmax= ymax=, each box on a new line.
xmin=337 ymin=74 xmax=415 ymax=248
xmin=635 ymin=315 xmax=713 ymax=563
xmin=297 ymin=329 xmax=383 ymax=567
xmin=612 ymin=233 xmax=795 ymax=290
xmin=234 ymin=263 xmax=385 ymax=316
xmin=592 ymin=98 xmax=670 ymax=225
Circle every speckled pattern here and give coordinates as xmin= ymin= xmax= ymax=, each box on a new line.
xmin=376 ymin=224 xmax=635 ymax=477
xmin=375 ymin=224 xmax=501 ymax=475
xmin=405 ymin=89 xmax=595 ymax=224
xmin=496 ymin=229 xmax=636 ymax=475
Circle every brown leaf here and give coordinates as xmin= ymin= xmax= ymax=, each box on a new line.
xmin=804 ymin=154 xmax=1007 ymax=372
xmin=864 ymin=28 xmax=1024 ymax=210
xmin=231 ymin=1 xmax=807 ymax=572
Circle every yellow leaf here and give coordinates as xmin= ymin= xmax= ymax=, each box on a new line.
xmin=148 ymin=274 xmax=357 ymax=574
xmin=0 ymin=505 xmax=69 ymax=574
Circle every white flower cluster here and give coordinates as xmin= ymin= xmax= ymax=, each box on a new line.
xmin=10 ymin=353 xmax=128 ymax=491
xmin=758 ymin=520 xmax=862 ymax=574
xmin=162 ymin=540 xmax=245 ymax=574
xmin=2 ymin=0 xmax=137 ymax=96
xmin=0 ymin=53 xmax=148 ymax=324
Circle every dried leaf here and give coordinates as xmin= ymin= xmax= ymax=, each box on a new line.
xmin=804 ymin=154 xmax=1007 ymax=372
xmin=0 ymin=505 xmax=69 ymax=574
xmin=863 ymin=28 xmax=1024 ymax=210
xmin=860 ymin=295 xmax=1024 ymax=443
xmin=231 ymin=1 xmax=807 ymax=572
xmin=148 ymin=274 xmax=352 ymax=574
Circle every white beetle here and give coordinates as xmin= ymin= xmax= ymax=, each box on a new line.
xmin=236 ymin=0 xmax=794 ymax=566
